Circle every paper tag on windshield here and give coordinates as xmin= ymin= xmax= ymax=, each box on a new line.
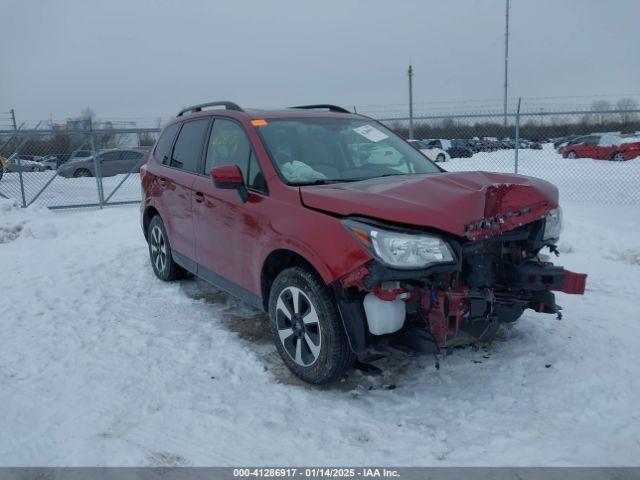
xmin=353 ymin=124 xmax=389 ymax=142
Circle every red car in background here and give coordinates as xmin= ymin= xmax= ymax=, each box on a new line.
xmin=562 ymin=134 xmax=640 ymax=161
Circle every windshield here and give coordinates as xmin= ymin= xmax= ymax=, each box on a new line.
xmin=257 ymin=118 xmax=440 ymax=185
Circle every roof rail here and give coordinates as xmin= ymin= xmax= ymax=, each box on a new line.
xmin=177 ymin=101 xmax=243 ymax=117
xmin=289 ymin=104 xmax=351 ymax=114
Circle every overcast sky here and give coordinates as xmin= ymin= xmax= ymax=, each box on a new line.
xmin=1 ymin=0 xmax=639 ymax=125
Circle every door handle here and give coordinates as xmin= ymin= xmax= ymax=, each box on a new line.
xmin=193 ymin=191 xmax=205 ymax=203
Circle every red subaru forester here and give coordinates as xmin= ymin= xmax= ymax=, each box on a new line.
xmin=140 ymin=101 xmax=586 ymax=384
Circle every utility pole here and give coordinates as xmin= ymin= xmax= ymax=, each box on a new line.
xmin=408 ymin=65 xmax=414 ymax=139
xmin=10 ymin=108 xmax=17 ymax=130
xmin=503 ymin=0 xmax=510 ymax=128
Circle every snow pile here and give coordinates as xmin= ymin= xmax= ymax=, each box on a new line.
xmin=1 ymin=202 xmax=639 ymax=466
xmin=0 ymin=198 xmax=57 ymax=243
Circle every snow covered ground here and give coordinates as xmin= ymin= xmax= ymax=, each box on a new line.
xmin=1 ymin=197 xmax=639 ymax=466
xmin=0 ymin=171 xmax=141 ymax=207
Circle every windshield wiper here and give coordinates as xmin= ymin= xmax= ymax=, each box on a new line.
xmin=336 ymin=173 xmax=405 ymax=182
xmin=296 ymin=178 xmax=363 ymax=186
xmin=296 ymin=174 xmax=407 ymax=186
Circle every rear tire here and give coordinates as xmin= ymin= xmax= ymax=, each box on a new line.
xmin=147 ymin=215 xmax=189 ymax=281
xmin=268 ymin=267 xmax=355 ymax=384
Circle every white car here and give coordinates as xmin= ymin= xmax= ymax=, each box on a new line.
xmin=407 ymin=139 xmax=450 ymax=162
xmin=2 ymin=154 xmax=47 ymax=172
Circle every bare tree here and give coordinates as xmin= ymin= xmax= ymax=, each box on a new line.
xmin=616 ymin=97 xmax=639 ymax=125
xmin=590 ymin=100 xmax=612 ymax=126
xmin=138 ymin=132 xmax=157 ymax=147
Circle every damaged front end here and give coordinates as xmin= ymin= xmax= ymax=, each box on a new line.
xmin=335 ymin=206 xmax=587 ymax=356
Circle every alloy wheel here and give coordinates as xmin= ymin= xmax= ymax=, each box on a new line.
xmin=150 ymin=225 xmax=167 ymax=273
xmin=275 ymin=286 xmax=322 ymax=367
xmin=613 ymin=152 xmax=624 ymax=161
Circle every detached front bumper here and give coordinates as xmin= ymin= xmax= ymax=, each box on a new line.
xmin=336 ymin=258 xmax=587 ymax=354
xmin=503 ymin=262 xmax=587 ymax=295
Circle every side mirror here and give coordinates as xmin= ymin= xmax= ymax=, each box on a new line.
xmin=211 ymin=165 xmax=248 ymax=202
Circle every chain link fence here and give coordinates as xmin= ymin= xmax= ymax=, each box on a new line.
xmin=0 ymin=126 xmax=159 ymax=209
xmin=377 ymin=107 xmax=640 ymax=205
xmin=1 ymin=107 xmax=639 ymax=209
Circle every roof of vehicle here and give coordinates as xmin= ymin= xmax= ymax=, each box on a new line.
xmin=172 ymin=101 xmax=365 ymax=122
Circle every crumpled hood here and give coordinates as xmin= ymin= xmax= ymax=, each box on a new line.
xmin=300 ymin=171 xmax=559 ymax=239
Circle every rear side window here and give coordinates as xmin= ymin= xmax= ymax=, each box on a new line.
xmin=100 ymin=151 xmax=122 ymax=161
xmin=121 ymin=151 xmax=143 ymax=160
xmin=155 ymin=123 xmax=180 ymax=165
xmin=170 ymin=119 xmax=210 ymax=172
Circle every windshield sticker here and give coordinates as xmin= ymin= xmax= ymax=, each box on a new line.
xmin=353 ymin=124 xmax=389 ymax=143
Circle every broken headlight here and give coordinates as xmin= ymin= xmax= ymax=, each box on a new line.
xmin=543 ymin=207 xmax=563 ymax=242
xmin=343 ymin=219 xmax=454 ymax=269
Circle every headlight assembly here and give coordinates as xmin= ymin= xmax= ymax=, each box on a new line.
xmin=543 ymin=207 xmax=563 ymax=242
xmin=343 ymin=219 xmax=454 ymax=269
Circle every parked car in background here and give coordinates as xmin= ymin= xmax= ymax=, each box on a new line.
xmin=40 ymin=154 xmax=72 ymax=169
xmin=553 ymin=135 xmax=577 ymax=149
xmin=0 ymin=154 xmax=47 ymax=173
xmin=67 ymin=150 xmax=92 ymax=163
xmin=57 ymin=148 xmax=149 ymax=178
xmin=555 ymin=135 xmax=590 ymax=153
xmin=464 ymin=139 xmax=484 ymax=153
xmin=478 ymin=139 xmax=499 ymax=152
xmin=561 ymin=134 xmax=640 ymax=161
xmin=407 ymin=139 xmax=450 ymax=162
xmin=424 ymin=139 xmax=473 ymax=158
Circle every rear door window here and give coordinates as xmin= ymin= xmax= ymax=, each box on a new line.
xmin=155 ymin=123 xmax=180 ymax=165
xmin=170 ymin=119 xmax=210 ymax=172
xmin=100 ymin=151 xmax=122 ymax=161
xmin=121 ymin=151 xmax=143 ymax=160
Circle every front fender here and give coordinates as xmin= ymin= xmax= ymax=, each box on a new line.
xmin=255 ymin=210 xmax=372 ymax=289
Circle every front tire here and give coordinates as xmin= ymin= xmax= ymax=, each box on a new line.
xmin=611 ymin=152 xmax=624 ymax=161
xmin=147 ymin=215 xmax=188 ymax=281
xmin=268 ymin=267 xmax=354 ymax=384
xmin=73 ymin=168 xmax=92 ymax=178
xmin=567 ymin=151 xmax=578 ymax=159
xmin=436 ymin=153 xmax=445 ymax=162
